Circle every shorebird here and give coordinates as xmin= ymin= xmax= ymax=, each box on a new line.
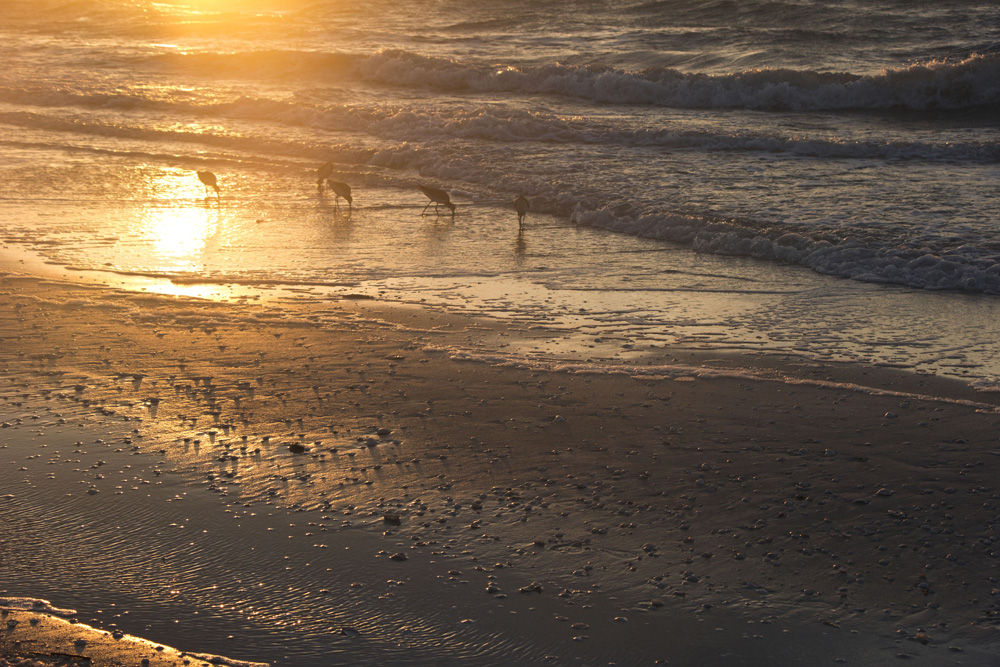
xmin=196 ymin=170 xmax=219 ymax=198
xmin=418 ymin=184 xmax=455 ymax=216
xmin=316 ymin=161 xmax=333 ymax=189
xmin=513 ymin=194 xmax=529 ymax=227
xmin=326 ymin=179 xmax=353 ymax=209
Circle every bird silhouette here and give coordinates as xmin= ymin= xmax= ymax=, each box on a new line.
xmin=514 ymin=195 xmax=529 ymax=227
xmin=326 ymin=179 xmax=353 ymax=209
xmin=316 ymin=161 xmax=333 ymax=189
xmin=418 ymin=184 xmax=455 ymax=216
xmin=196 ymin=171 xmax=219 ymax=198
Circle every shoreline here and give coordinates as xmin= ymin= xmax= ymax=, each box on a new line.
xmin=3 ymin=237 xmax=999 ymax=398
xmin=3 ymin=267 xmax=1000 ymax=665
xmin=1 ymin=242 xmax=997 ymax=409
xmin=1 ymin=606 xmax=268 ymax=667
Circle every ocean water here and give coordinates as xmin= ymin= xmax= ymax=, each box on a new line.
xmin=1 ymin=0 xmax=999 ymax=387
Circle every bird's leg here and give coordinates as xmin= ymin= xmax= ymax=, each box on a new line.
xmin=421 ymin=201 xmax=432 ymax=216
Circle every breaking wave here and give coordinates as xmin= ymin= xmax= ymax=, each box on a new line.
xmin=134 ymin=48 xmax=1000 ymax=112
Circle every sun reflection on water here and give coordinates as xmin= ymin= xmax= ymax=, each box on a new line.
xmin=140 ymin=203 xmax=218 ymax=271
xmin=117 ymin=169 xmax=253 ymax=302
xmin=141 ymin=280 xmax=244 ymax=302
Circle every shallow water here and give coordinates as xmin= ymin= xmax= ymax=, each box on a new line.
xmin=3 ymin=180 xmax=999 ymax=391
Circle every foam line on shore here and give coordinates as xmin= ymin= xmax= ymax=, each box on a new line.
xmin=439 ymin=347 xmax=1000 ymax=413
xmin=0 ymin=599 xmax=76 ymax=618
xmin=0 ymin=608 xmax=270 ymax=667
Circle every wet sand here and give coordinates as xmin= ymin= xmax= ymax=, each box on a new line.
xmin=3 ymin=266 xmax=1000 ymax=666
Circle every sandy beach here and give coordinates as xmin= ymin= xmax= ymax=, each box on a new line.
xmin=3 ymin=258 xmax=1000 ymax=666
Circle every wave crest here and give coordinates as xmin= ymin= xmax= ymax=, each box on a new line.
xmin=58 ymin=47 xmax=1000 ymax=112
xmin=358 ymin=50 xmax=1000 ymax=111
xmin=567 ymin=207 xmax=1000 ymax=294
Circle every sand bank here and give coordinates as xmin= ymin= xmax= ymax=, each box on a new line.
xmin=1 ymin=603 xmax=266 ymax=667
xmin=2 ymin=268 xmax=1000 ymax=665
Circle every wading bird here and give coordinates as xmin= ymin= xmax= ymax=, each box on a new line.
xmin=514 ymin=194 xmax=529 ymax=227
xmin=418 ymin=184 xmax=455 ymax=216
xmin=196 ymin=170 xmax=220 ymax=198
xmin=316 ymin=161 xmax=333 ymax=189
xmin=326 ymin=179 xmax=353 ymax=209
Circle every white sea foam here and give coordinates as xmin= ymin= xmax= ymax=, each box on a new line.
xmin=0 ymin=597 xmax=77 ymax=617
xmin=569 ymin=209 xmax=1000 ymax=295
xmin=183 ymin=653 xmax=269 ymax=667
